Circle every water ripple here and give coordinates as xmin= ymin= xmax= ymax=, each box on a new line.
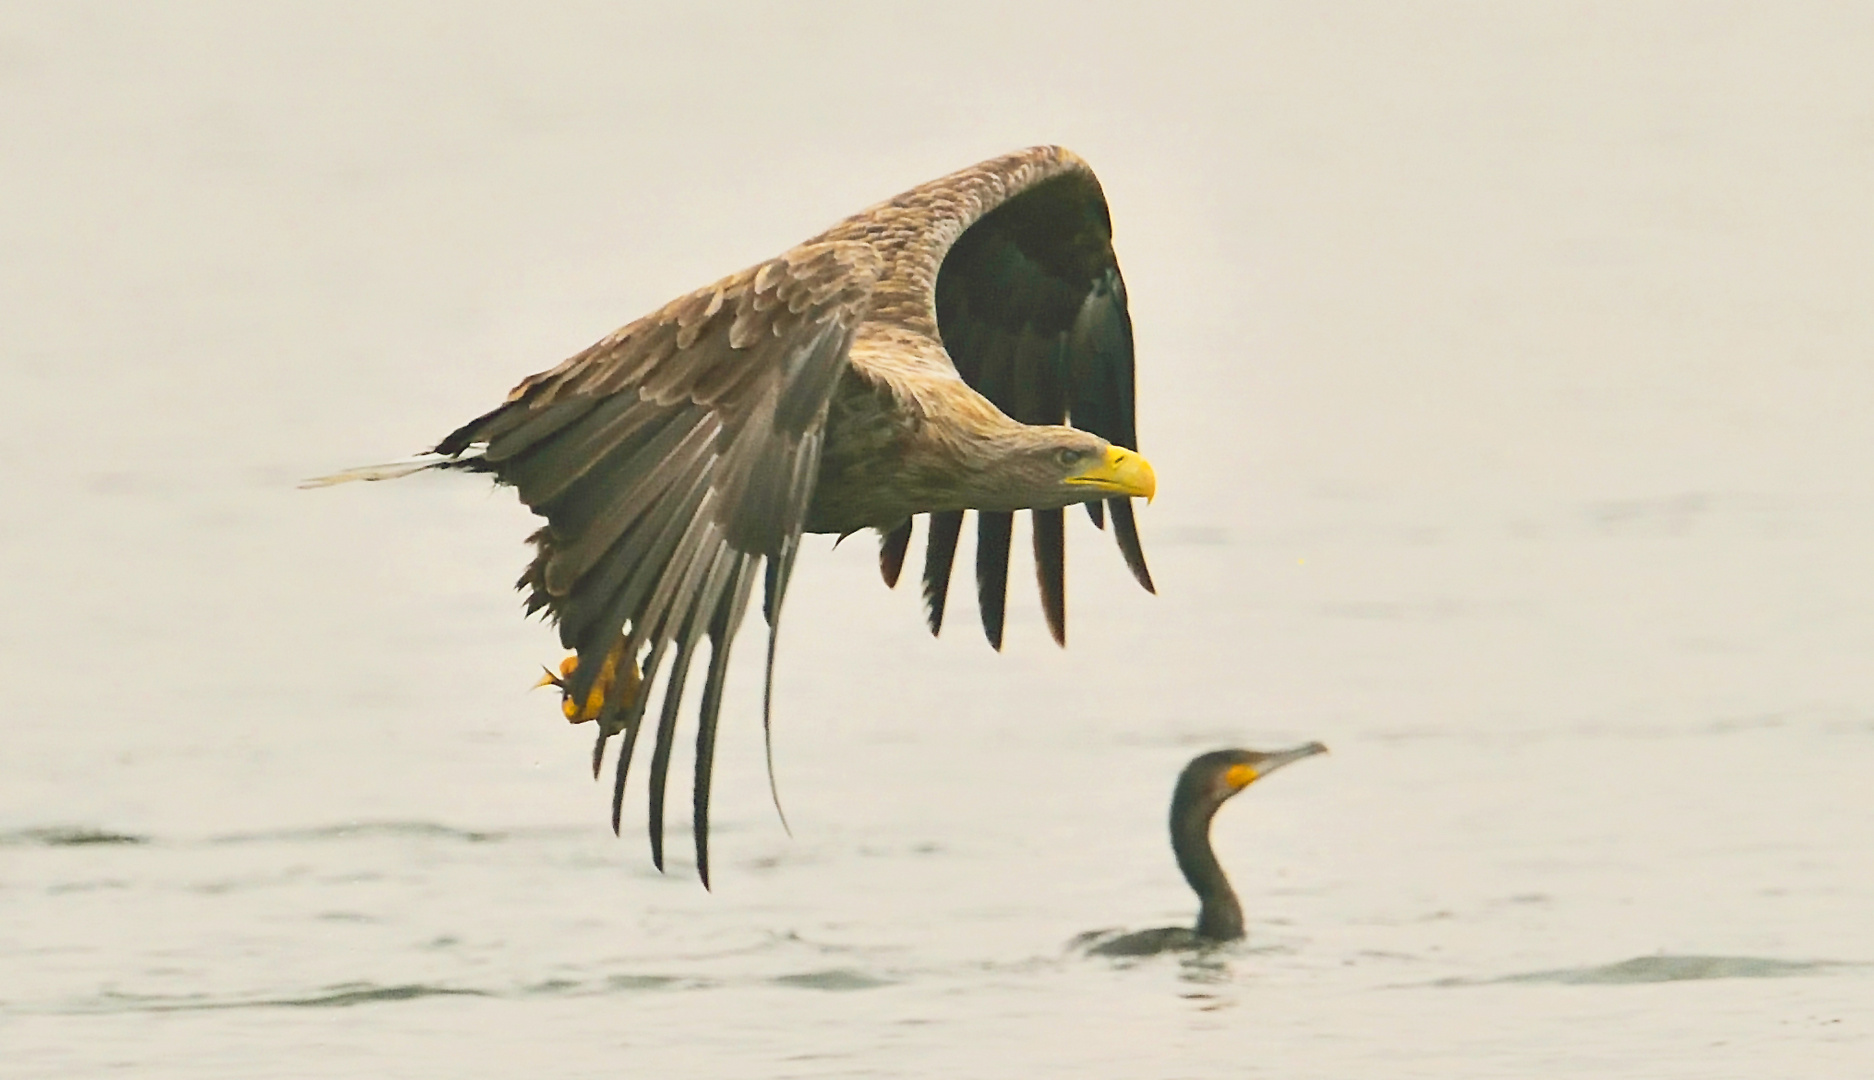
xmin=0 ymin=826 xmax=149 ymax=847
xmin=771 ymin=969 xmax=895 ymax=992
xmin=71 ymin=983 xmax=490 ymax=1014
xmin=1434 ymin=954 xmax=1863 ymax=987
xmin=210 ymin=821 xmax=507 ymax=845
xmin=41 ymin=967 xmax=897 ymax=1016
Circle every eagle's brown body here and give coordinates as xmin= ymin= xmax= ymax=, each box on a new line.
xmin=313 ymin=147 xmax=1156 ymax=883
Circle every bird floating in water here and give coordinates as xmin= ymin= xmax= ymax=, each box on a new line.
xmin=306 ymin=147 xmax=1157 ymax=886
xmin=1081 ymin=743 xmax=1327 ymax=957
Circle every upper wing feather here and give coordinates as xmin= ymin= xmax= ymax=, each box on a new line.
xmin=921 ymin=165 xmax=1155 ymax=648
xmin=431 ymin=240 xmax=881 ymax=886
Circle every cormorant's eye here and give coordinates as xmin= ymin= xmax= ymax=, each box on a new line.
xmin=1056 ymin=448 xmax=1084 ymax=468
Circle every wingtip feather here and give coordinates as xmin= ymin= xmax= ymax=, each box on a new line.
xmin=922 ymin=511 xmax=964 ymax=637
xmin=297 ymin=456 xmax=449 ymax=488
xmin=878 ymin=521 xmax=912 ymax=589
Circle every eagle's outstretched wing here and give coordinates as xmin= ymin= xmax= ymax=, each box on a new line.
xmin=431 ymin=241 xmax=880 ymax=885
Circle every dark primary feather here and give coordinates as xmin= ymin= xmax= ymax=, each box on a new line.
xmin=431 ymin=241 xmax=880 ymax=887
xmin=1031 ymin=507 xmax=1066 ymax=646
xmin=878 ymin=519 xmax=911 ymax=588
xmin=921 ymin=510 xmax=964 ymax=635
xmin=1069 ymin=268 xmax=1155 ymax=593
xmin=924 ymin=170 xmax=1154 ymax=645
xmin=974 ymin=510 xmax=1014 ymax=650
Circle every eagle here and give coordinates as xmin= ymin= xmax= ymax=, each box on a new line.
xmin=309 ymin=146 xmax=1157 ymax=884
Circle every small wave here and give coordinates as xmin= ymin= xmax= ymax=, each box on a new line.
xmin=209 ymin=821 xmax=504 ymax=845
xmin=605 ymin=974 xmax=691 ymax=992
xmin=771 ymin=969 xmax=894 ymax=992
xmin=40 ymin=966 xmax=880 ymax=1016
xmin=77 ymin=983 xmax=490 ymax=1013
xmin=0 ymin=826 xmax=149 ymax=847
xmin=279 ymin=983 xmax=490 ymax=1007
xmin=1437 ymin=954 xmax=1860 ymax=987
xmin=514 ymin=974 xmax=711 ymax=997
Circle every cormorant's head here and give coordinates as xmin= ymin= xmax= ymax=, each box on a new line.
xmin=1176 ymin=743 xmax=1328 ymax=816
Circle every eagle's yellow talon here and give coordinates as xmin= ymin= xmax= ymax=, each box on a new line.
xmin=534 ymin=640 xmax=639 ymax=725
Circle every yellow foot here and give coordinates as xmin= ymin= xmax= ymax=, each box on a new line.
xmin=534 ymin=638 xmax=640 ymax=724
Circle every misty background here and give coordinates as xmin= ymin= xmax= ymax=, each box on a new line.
xmin=3 ymin=3 xmax=1870 ymax=1077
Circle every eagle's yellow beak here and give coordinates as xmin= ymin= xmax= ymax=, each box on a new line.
xmin=1065 ymin=445 xmax=1156 ymax=502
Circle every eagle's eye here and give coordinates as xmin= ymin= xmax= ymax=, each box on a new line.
xmin=1055 ymin=447 xmax=1085 ymax=468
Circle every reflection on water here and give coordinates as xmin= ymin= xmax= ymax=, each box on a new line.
xmin=5 ymin=1 xmax=1874 ymax=1076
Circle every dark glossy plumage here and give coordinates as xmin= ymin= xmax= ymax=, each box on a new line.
xmin=1083 ymin=744 xmax=1326 ymax=958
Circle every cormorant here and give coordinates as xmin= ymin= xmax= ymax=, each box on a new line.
xmin=307 ymin=147 xmax=1156 ymax=884
xmin=1082 ymin=743 xmax=1327 ymax=957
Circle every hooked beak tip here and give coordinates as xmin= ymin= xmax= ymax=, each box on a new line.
xmin=1069 ymin=445 xmax=1156 ymax=502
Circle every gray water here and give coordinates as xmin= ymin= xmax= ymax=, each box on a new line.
xmin=4 ymin=3 xmax=1872 ymax=1076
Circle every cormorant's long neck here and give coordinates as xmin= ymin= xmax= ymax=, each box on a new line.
xmin=1170 ymin=792 xmax=1243 ymax=940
